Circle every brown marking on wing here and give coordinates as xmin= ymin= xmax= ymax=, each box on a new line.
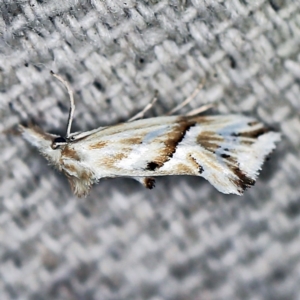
xmin=220 ymin=153 xmax=256 ymax=193
xmin=188 ymin=155 xmax=204 ymax=174
xmin=172 ymin=162 xmax=200 ymax=175
xmin=88 ymin=136 xmax=142 ymax=150
xmin=119 ymin=137 xmax=143 ymax=145
xmin=239 ymin=138 xmax=255 ymax=146
xmin=145 ymin=119 xmax=197 ymax=171
xmin=231 ymin=127 xmax=270 ymax=138
xmin=197 ymin=131 xmax=224 ymax=153
xmin=230 ymin=166 xmax=255 ymax=193
xmin=61 ymin=146 xmax=81 ymax=161
xmin=63 ymin=163 xmax=77 ymax=173
xmin=188 ymin=116 xmax=216 ymax=124
xmin=100 ymin=151 xmax=130 ymax=170
xmin=81 ymin=169 xmax=93 ymax=181
xmin=89 ymin=141 xmax=107 ymax=150
xmin=192 ymin=151 xmax=223 ymax=174
xmin=219 ymin=151 xmax=239 ymax=166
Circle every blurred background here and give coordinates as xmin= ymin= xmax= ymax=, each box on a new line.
xmin=0 ymin=0 xmax=300 ymax=299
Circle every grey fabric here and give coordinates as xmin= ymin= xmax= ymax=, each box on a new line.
xmin=0 ymin=0 xmax=299 ymax=299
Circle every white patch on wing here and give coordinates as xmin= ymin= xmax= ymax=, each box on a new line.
xmin=21 ymin=114 xmax=280 ymax=196
xmin=158 ymin=115 xmax=281 ymax=195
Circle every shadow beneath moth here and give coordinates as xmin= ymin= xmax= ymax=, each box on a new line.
xmin=20 ymin=72 xmax=281 ymax=197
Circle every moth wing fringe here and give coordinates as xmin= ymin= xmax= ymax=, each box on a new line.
xmin=188 ymin=116 xmax=281 ymax=195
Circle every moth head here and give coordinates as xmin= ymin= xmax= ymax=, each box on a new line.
xmin=19 ymin=124 xmax=66 ymax=166
xmin=51 ymin=136 xmax=68 ymax=149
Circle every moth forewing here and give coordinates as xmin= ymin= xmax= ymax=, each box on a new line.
xmin=20 ymin=73 xmax=281 ymax=197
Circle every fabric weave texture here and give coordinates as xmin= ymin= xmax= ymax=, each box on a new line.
xmin=0 ymin=1 xmax=300 ymax=299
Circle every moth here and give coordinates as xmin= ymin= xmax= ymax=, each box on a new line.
xmin=20 ymin=72 xmax=281 ymax=197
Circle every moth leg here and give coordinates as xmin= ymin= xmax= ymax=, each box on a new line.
xmin=166 ymin=79 xmax=205 ymax=115
xmin=133 ymin=177 xmax=156 ymax=189
xmin=128 ymin=91 xmax=158 ymax=122
xmin=185 ymin=103 xmax=215 ymax=116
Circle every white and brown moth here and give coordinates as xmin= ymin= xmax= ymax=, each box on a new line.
xmin=20 ymin=73 xmax=281 ymax=197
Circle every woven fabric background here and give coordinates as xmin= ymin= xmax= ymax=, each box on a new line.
xmin=1 ymin=0 xmax=300 ymax=299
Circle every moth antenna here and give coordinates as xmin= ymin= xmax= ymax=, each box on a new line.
xmin=167 ymin=79 xmax=205 ymax=115
xmin=50 ymin=71 xmax=75 ymax=138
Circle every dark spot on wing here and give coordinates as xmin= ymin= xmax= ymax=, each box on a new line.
xmin=190 ymin=155 xmax=204 ymax=174
xmin=247 ymin=121 xmax=259 ymax=126
xmin=146 ymin=119 xmax=197 ymax=171
xmin=146 ymin=162 xmax=160 ymax=171
xmin=221 ymin=153 xmax=231 ymax=159
xmin=199 ymin=165 xmax=204 ymax=174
